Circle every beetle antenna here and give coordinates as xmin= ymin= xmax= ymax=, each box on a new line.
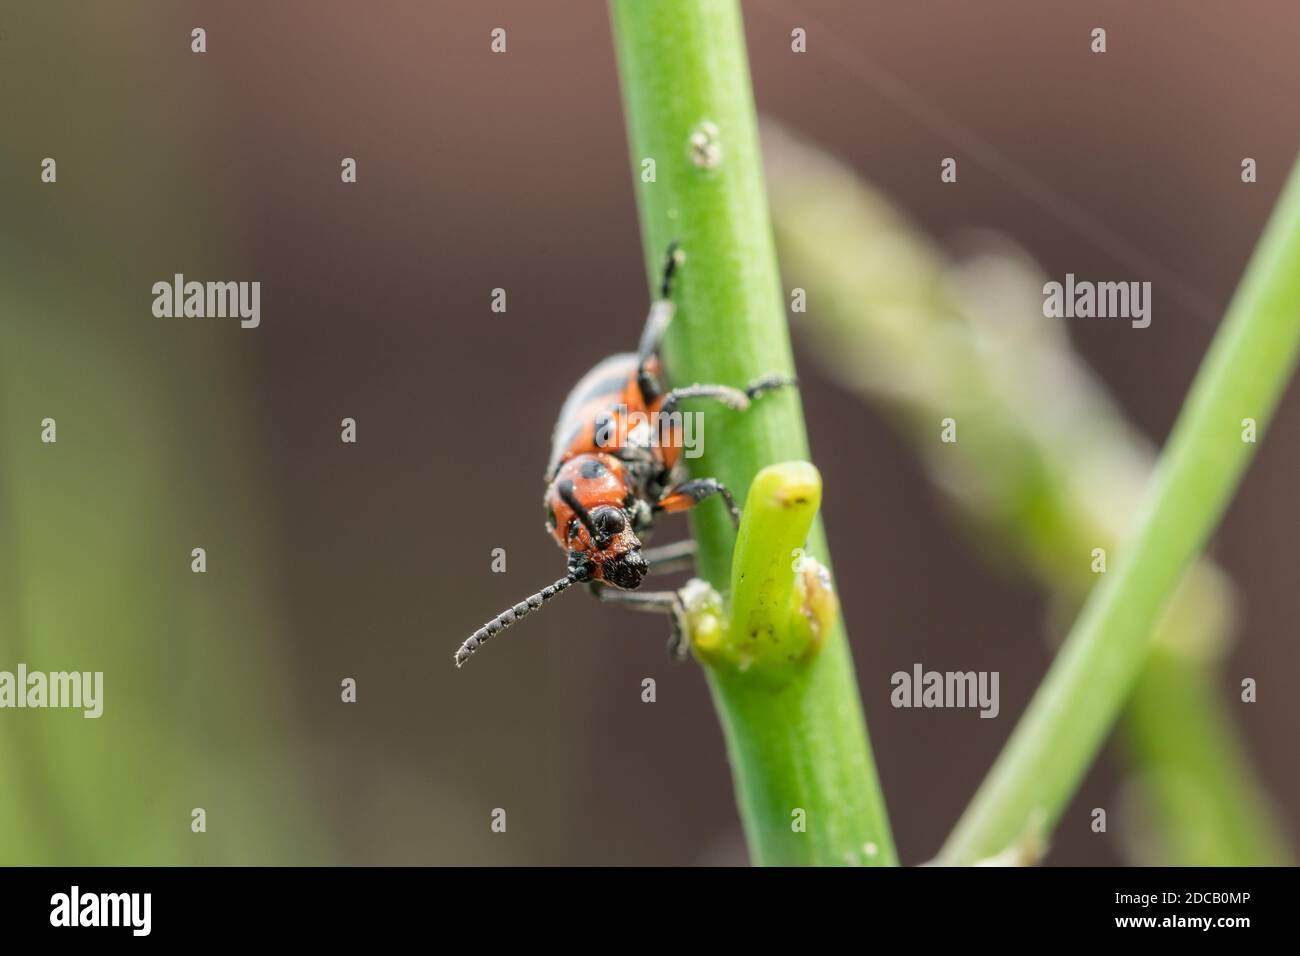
xmin=558 ymin=480 xmax=605 ymax=545
xmin=455 ymin=573 xmax=581 ymax=668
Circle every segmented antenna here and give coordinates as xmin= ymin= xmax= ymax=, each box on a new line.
xmin=454 ymin=573 xmax=579 ymax=668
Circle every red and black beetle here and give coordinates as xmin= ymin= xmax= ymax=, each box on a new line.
xmin=454 ymin=244 xmax=793 ymax=667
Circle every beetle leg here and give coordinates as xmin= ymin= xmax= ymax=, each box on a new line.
xmin=636 ymin=242 xmax=685 ymax=403
xmin=657 ymin=374 xmax=796 ymax=418
xmin=641 ymin=539 xmax=697 ymax=575
xmin=590 ymin=582 xmax=692 ymax=661
xmin=655 ymin=478 xmax=741 ymax=529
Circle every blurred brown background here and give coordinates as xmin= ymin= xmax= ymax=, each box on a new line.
xmin=3 ymin=1 xmax=1297 ymax=865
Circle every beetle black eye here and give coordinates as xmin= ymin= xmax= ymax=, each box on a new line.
xmin=592 ymin=506 xmax=626 ymax=538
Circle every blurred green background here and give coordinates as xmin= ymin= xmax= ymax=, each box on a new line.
xmin=1 ymin=1 xmax=1295 ymax=865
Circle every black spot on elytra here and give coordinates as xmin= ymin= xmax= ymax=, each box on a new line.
xmin=580 ymin=458 xmax=608 ymax=479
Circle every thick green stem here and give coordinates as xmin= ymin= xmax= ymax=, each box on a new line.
xmin=941 ymin=156 xmax=1300 ymax=864
xmin=610 ymin=0 xmax=895 ymax=865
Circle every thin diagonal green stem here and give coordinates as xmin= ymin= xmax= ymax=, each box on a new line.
xmin=942 ymin=155 xmax=1300 ymax=864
